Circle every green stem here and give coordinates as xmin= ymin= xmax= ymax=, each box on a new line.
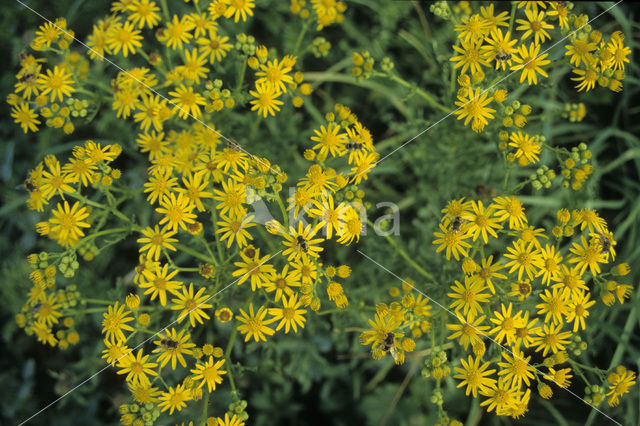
xmin=69 ymin=191 xmax=132 ymax=224
xmin=367 ymin=220 xmax=438 ymax=285
xmin=174 ymin=242 xmax=217 ymax=264
xmin=225 ymin=327 xmax=238 ymax=393
xmin=508 ymin=2 xmax=517 ymax=34
xmin=73 ymin=307 xmax=110 ymax=314
xmin=137 ymin=49 xmax=150 ymax=63
xmin=83 ymin=298 xmax=113 ymax=305
xmin=383 ymin=73 xmax=449 ymax=113
xmin=275 ymin=191 xmax=289 ymax=228
xmin=75 ymin=227 xmax=130 ymax=249
xmin=293 ymin=20 xmax=310 ymax=56
xmin=211 ymin=205 xmax=225 ymax=264
xmin=201 ymin=389 xmax=209 ymax=426
xmin=236 ymin=57 xmax=247 ymax=94
xmin=160 ymin=0 xmax=170 ymax=22
xmin=198 ymin=234 xmax=218 ymax=266
xmin=569 ymin=360 xmax=592 ymax=386
xmin=249 ymin=115 xmax=262 ymax=141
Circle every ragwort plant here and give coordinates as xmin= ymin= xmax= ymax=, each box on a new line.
xmin=9 ymin=0 xmax=373 ymax=424
xmin=353 ymin=1 xmax=636 ymax=425
xmin=7 ymin=0 xmax=638 ymax=425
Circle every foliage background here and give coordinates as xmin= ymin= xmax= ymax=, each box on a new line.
xmin=0 ymin=1 xmax=639 ymax=425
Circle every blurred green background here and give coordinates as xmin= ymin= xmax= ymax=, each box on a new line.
xmin=1 ymin=1 xmax=639 ymax=425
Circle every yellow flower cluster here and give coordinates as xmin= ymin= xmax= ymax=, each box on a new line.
xmin=360 ymin=278 xmax=431 ymax=364
xmin=447 ymin=2 xmax=630 ymax=133
xmin=423 ymin=196 xmax=635 ymax=417
xmin=11 ymin=0 xmax=378 ymax=420
xmin=290 ymin=0 xmax=347 ymax=31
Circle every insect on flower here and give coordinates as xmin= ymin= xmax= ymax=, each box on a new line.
xmin=227 ymin=139 xmax=242 ymax=151
xmin=22 ymin=176 xmax=36 ymax=192
xmin=372 ymin=332 xmax=401 ymax=363
xmin=296 ymin=235 xmax=309 ymax=253
xmin=345 ymin=140 xmax=364 ymax=152
xmin=160 ymin=337 xmax=179 ymax=349
xmin=451 ymin=216 xmax=464 ymax=233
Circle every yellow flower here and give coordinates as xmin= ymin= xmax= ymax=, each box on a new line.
xmin=544 ymin=367 xmax=573 ymax=388
xmin=171 ymin=283 xmax=213 ymax=327
xmin=474 ymin=255 xmax=507 ymax=294
xmin=256 ymin=58 xmax=295 ymax=93
xmin=102 ymin=302 xmax=135 ymax=343
xmin=153 ymin=328 xmax=196 ymax=369
xmin=140 ymin=263 xmax=183 ymax=306
xmin=490 ymin=303 xmax=525 ymax=345
xmin=191 ymin=356 xmax=227 ymax=392
xmin=450 ymin=38 xmax=488 ymax=75
xmin=607 ymin=37 xmax=631 ymax=71
xmin=481 ymin=29 xmax=517 ymax=70
xmin=210 ymin=413 xmax=245 ymax=426
xmin=224 ymin=0 xmax=255 ymax=22
xmin=237 ymin=303 xmax=276 ymax=342
xmin=129 ymin=383 xmax=161 ymax=404
xmin=498 ymin=349 xmax=535 ymax=388
xmin=127 ymin=0 xmax=161 ymax=29
xmin=480 ymin=377 xmax=521 ymax=413
xmin=466 ymin=200 xmax=502 ymax=243
xmin=156 ymin=192 xmax=197 ymax=232
xmin=158 ymin=383 xmax=192 ymax=414
xmin=516 ymin=9 xmax=553 ymax=45
xmin=34 ymin=21 xmax=61 ymax=47
xmin=133 ymin=94 xmax=166 ymax=132
xmin=178 ymin=48 xmax=209 ymax=83
xmin=162 ymin=14 xmax=195 ymax=50
xmin=454 ymin=14 xmax=489 ymax=43
xmin=137 ymin=225 xmax=178 ymax=260
xmin=197 ymin=30 xmax=233 ymax=63
xmin=308 ymin=195 xmax=345 ymax=239
xmin=102 ymin=339 xmax=130 ymax=366
xmin=453 ymin=355 xmax=496 ymax=398
xmin=37 ymin=65 xmax=75 ymax=102
xmin=216 ymin=213 xmax=255 ymax=248
xmin=511 ymin=43 xmax=551 ymax=85
xmin=453 ymin=87 xmax=495 ymax=132
xmin=446 ymin=313 xmax=489 ymax=350
xmin=565 ymin=36 xmax=597 ymax=67
xmin=106 ymin=20 xmax=143 ymax=57
xmin=175 ymin=171 xmax=213 ymax=212
xmin=117 ymin=348 xmax=158 ymax=387
xmin=232 ymin=247 xmax=275 ymax=291
xmin=249 ymin=81 xmax=284 ymax=117
xmin=536 ymin=287 xmax=570 ymax=325
xmin=447 ymin=276 xmax=491 ymax=318
xmin=531 ymin=323 xmax=572 ymax=356
xmin=432 ymin=222 xmax=472 ymax=261
xmin=565 ymin=290 xmax=595 ymax=332
xmin=33 ymin=293 xmax=62 ymax=327
xmin=504 ymin=240 xmax=543 ymax=280
xmin=263 ymin=266 xmax=300 ymax=302
xmin=282 ymin=221 xmax=325 ymax=261
xmin=169 ymin=84 xmax=206 ymax=119
xmin=536 ymin=244 xmax=562 ymax=285
xmin=48 ymin=201 xmax=91 ymax=247
xmin=568 ymin=236 xmax=607 ymax=276
xmin=336 ymin=206 xmax=364 ymax=245
xmin=11 ymin=102 xmax=40 ymax=133
xmin=311 ymin=123 xmax=346 ymax=158
xmin=606 ymin=366 xmax=636 ymax=407
xmin=269 ymin=293 xmax=307 ymax=333
xmin=491 ymin=196 xmax=527 ymax=229
xmin=213 ymin=179 xmax=247 ymax=218
xmin=571 ymin=66 xmax=599 ymax=92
